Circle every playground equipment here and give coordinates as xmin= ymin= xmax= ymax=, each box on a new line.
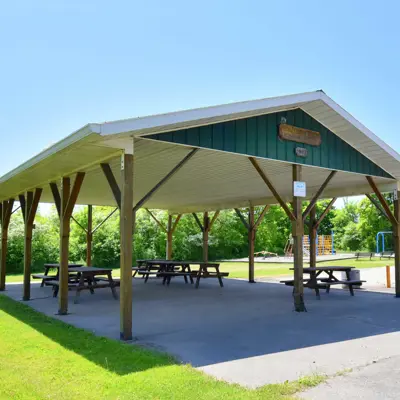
xmin=285 ymin=231 xmax=335 ymax=257
xmin=376 ymin=231 xmax=392 ymax=253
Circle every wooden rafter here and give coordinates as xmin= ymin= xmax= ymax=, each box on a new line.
xmin=133 ymin=148 xmax=198 ymax=213
xmin=171 ymin=214 xmax=182 ymax=233
xmin=49 ymin=182 xmax=61 ymax=217
xmin=254 ymin=205 xmax=270 ymax=229
xmin=101 ymin=163 xmax=121 ymax=209
xmin=314 ymin=197 xmax=337 ymax=229
xmin=71 ymin=216 xmax=88 ymax=233
xmin=145 ymin=209 xmax=167 ymax=232
xmin=366 ymin=176 xmax=398 ymax=226
xmin=209 ymin=210 xmax=220 ymax=230
xmin=92 ymin=208 xmax=118 ymax=234
xmin=365 ymin=193 xmax=389 ymax=220
xmin=18 ymin=194 xmax=26 ymax=222
xmin=302 ymin=171 xmax=337 ymax=221
xmin=234 ymin=208 xmax=249 ymax=230
xmin=64 ymin=172 xmax=85 ymax=219
xmin=192 ymin=213 xmax=204 ymax=232
xmin=249 ymin=157 xmax=296 ymax=221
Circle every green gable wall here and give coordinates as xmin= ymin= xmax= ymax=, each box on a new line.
xmin=147 ymin=108 xmax=393 ymax=178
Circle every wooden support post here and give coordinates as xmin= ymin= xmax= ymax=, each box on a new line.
xmin=203 ymin=212 xmax=209 ymax=262
xmin=22 ymin=189 xmax=42 ymax=301
xmin=120 ymin=153 xmax=134 ymax=340
xmin=309 ymin=205 xmax=317 ymax=269
xmin=86 ymin=205 xmax=93 ymax=266
xmin=54 ymin=172 xmax=85 ymax=315
xmin=292 ymin=164 xmax=305 ymax=312
xmin=166 ymin=215 xmax=173 ymax=260
xmin=394 ymin=190 xmax=400 ymax=297
xmin=0 ymin=199 xmax=14 ymax=291
xmin=248 ymin=206 xmax=255 ymax=283
xmin=235 ymin=206 xmax=268 ymax=283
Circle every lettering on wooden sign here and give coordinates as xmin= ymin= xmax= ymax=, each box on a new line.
xmin=278 ymin=124 xmax=321 ymax=146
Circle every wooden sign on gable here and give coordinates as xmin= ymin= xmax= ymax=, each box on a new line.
xmin=278 ymin=124 xmax=321 ymax=146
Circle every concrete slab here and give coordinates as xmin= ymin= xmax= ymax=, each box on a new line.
xmin=3 ymin=277 xmax=400 ymax=388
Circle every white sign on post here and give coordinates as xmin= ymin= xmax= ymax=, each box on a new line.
xmin=394 ymin=190 xmax=398 ymax=201
xmin=293 ymin=181 xmax=306 ymax=197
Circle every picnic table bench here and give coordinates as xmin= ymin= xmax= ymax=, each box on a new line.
xmin=355 ymin=252 xmax=373 ymax=260
xmin=283 ymin=266 xmax=365 ymax=298
xmin=32 ymin=263 xmax=84 ymax=287
xmin=46 ymin=266 xmax=118 ymax=303
xmin=136 ymin=260 xmax=229 ymax=288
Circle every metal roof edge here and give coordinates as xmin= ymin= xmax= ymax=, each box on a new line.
xmin=318 ymin=92 xmax=400 ymax=163
xmin=0 ymin=123 xmax=99 ymax=185
xmin=98 ymin=91 xmax=322 ymax=136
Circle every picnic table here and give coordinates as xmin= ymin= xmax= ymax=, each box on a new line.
xmin=32 ymin=263 xmax=84 ymax=287
xmin=134 ymin=260 xmax=229 ymax=288
xmin=46 ymin=266 xmax=119 ymax=303
xmin=282 ymin=266 xmax=365 ymax=298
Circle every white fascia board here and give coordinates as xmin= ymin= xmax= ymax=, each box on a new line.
xmin=97 ymin=91 xmax=322 ymax=136
xmin=319 ymin=93 xmax=400 ymax=162
xmin=0 ymin=123 xmax=99 ymax=183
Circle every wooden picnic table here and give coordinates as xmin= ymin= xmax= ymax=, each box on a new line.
xmin=32 ymin=263 xmax=84 ymax=287
xmin=284 ymin=266 xmax=364 ymax=298
xmin=47 ymin=266 xmax=119 ymax=303
xmin=135 ymin=260 xmax=229 ymax=288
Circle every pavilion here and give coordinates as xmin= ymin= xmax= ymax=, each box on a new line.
xmin=1 ymin=90 xmax=400 ymax=340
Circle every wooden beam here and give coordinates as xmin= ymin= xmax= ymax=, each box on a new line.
xmin=192 ymin=213 xmax=204 ymax=232
xmin=18 ymin=194 xmax=26 ymax=222
xmin=209 ymin=210 xmax=220 ymax=230
xmin=0 ymin=199 xmax=14 ymax=291
xmin=166 ymin=215 xmax=173 ymax=260
xmin=101 ymin=163 xmax=121 ymax=209
xmin=248 ymin=206 xmax=255 ymax=283
xmin=86 ymin=205 xmax=93 ymax=266
xmin=302 ymin=171 xmax=337 ymax=221
xmin=394 ymin=190 xmax=400 ymax=297
xmin=120 ymin=153 xmax=134 ymax=340
xmin=59 ymin=177 xmax=70 ymax=315
xmin=64 ymin=172 xmax=85 ymax=219
xmin=11 ymin=205 xmax=21 ymax=215
xmin=315 ymin=198 xmax=337 ymax=229
xmin=254 ymin=205 xmax=270 ymax=230
xmin=49 ymin=182 xmax=61 ymax=217
xmin=365 ymin=193 xmax=389 ymax=220
xmin=366 ymin=176 xmax=398 ymax=226
xmin=234 ymin=208 xmax=249 ymax=230
xmin=92 ymin=207 xmax=118 ymax=234
xmin=145 ymin=209 xmax=167 ymax=233
xmin=71 ymin=216 xmax=88 ymax=233
xmin=171 ymin=214 xmax=182 ymax=234
xmin=309 ymin=205 xmax=317 ymax=269
xmin=292 ymin=164 xmax=305 ymax=312
xmin=132 ymin=148 xmax=198 ymax=213
xmin=249 ymin=157 xmax=296 ymax=221
xmin=203 ymin=212 xmax=209 ymax=262
xmin=23 ymin=188 xmax=42 ymax=301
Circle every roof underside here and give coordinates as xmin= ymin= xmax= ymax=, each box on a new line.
xmin=0 ymin=91 xmax=399 ymax=213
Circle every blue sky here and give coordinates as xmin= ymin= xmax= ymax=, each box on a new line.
xmin=1 ymin=0 xmax=399 ymax=184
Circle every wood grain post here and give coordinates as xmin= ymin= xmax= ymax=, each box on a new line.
xmin=86 ymin=205 xmax=93 ymax=266
xmin=248 ymin=206 xmax=255 ymax=283
xmin=292 ymin=165 xmax=305 ymax=312
xmin=203 ymin=212 xmax=210 ymax=262
xmin=59 ymin=177 xmax=71 ymax=314
xmin=22 ymin=189 xmax=42 ymax=301
xmin=166 ymin=215 xmax=173 ymax=260
xmin=120 ymin=153 xmax=134 ymax=340
xmin=309 ymin=205 xmax=317 ymax=269
xmin=394 ymin=191 xmax=400 ymax=297
xmin=0 ymin=199 xmax=14 ymax=291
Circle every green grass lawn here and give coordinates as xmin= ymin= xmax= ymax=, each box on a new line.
xmin=5 ymin=258 xmax=393 ymax=284
xmin=0 ymin=295 xmax=325 ymax=399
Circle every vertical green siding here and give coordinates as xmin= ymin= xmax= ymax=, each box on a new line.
xmin=148 ymin=108 xmax=393 ymax=179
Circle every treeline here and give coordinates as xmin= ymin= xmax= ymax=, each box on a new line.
xmin=4 ymin=195 xmax=393 ymax=274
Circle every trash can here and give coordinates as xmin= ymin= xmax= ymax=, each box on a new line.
xmin=342 ymin=269 xmax=361 ymax=289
